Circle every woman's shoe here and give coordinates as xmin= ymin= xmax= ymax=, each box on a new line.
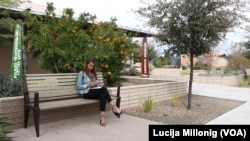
xmin=112 ymin=106 xmax=125 ymax=118
xmin=99 ymin=114 xmax=106 ymax=126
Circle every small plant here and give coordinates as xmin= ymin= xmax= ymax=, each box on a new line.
xmin=181 ymin=69 xmax=190 ymax=75
xmin=238 ymin=78 xmax=250 ymax=87
xmin=0 ymin=115 xmax=13 ymax=141
xmin=141 ymin=96 xmax=154 ymax=113
xmin=238 ymin=80 xmax=247 ymax=87
xmin=247 ymin=78 xmax=250 ymax=86
xmin=171 ymin=95 xmax=180 ymax=107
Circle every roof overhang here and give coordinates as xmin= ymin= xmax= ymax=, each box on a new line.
xmin=1 ymin=2 xmax=155 ymax=38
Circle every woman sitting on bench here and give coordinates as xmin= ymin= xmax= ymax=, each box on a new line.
xmin=77 ymin=58 xmax=124 ymax=126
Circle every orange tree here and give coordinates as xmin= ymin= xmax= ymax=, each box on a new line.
xmin=87 ymin=20 xmax=138 ymax=86
xmin=25 ymin=3 xmax=95 ymax=73
xmin=24 ymin=2 xmax=139 ymax=86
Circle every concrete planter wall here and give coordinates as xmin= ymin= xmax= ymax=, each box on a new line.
xmin=118 ymin=81 xmax=187 ymax=108
xmin=0 ymin=96 xmax=23 ymax=130
xmin=151 ymin=75 xmax=243 ymax=86
xmin=0 ymin=78 xmax=187 ymax=130
xmin=0 ymin=96 xmax=100 ymax=130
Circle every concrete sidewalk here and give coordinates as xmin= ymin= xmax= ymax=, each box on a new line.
xmin=8 ymin=83 xmax=250 ymax=141
xmin=9 ymin=112 xmax=162 ymax=141
xmin=192 ymin=83 xmax=250 ymax=125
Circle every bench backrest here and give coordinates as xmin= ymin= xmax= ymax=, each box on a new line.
xmin=24 ymin=72 xmax=104 ymax=99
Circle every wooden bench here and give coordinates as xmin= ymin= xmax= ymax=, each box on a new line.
xmin=23 ymin=72 xmax=121 ymax=137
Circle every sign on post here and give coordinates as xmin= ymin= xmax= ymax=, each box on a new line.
xmin=10 ymin=24 xmax=23 ymax=80
xmin=141 ymin=37 xmax=149 ymax=78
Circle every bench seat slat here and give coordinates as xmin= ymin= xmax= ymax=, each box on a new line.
xmin=27 ymin=84 xmax=77 ymax=90
xmin=28 ymin=88 xmax=78 ymax=97
xmin=31 ymin=95 xmax=80 ymax=102
xmin=32 ymin=99 xmax=99 ymax=110
xmin=37 ymin=94 xmax=118 ymax=110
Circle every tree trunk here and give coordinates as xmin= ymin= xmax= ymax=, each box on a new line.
xmin=53 ymin=58 xmax=59 ymax=73
xmin=187 ymin=53 xmax=194 ymax=109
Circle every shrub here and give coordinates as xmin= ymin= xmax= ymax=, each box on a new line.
xmin=128 ymin=67 xmax=141 ymax=76
xmin=193 ymin=62 xmax=202 ymax=70
xmin=0 ymin=75 xmax=22 ymax=98
xmin=238 ymin=77 xmax=250 ymax=87
xmin=153 ymin=58 xmax=167 ymax=68
xmin=182 ymin=65 xmax=187 ymax=70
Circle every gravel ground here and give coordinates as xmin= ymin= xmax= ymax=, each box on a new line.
xmin=124 ymin=94 xmax=245 ymax=124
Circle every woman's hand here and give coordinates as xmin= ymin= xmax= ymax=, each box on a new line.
xmin=89 ymin=81 xmax=98 ymax=87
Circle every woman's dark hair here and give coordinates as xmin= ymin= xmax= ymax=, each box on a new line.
xmin=83 ymin=58 xmax=97 ymax=79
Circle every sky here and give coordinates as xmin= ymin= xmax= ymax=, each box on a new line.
xmin=27 ymin=0 xmax=150 ymax=31
xmin=27 ymin=0 xmax=250 ymax=55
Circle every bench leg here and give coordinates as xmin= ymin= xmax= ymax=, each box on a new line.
xmin=116 ymin=85 xmax=121 ymax=108
xmin=116 ymin=97 xmax=121 ymax=118
xmin=116 ymin=86 xmax=121 ymax=118
xmin=116 ymin=97 xmax=121 ymax=108
xmin=34 ymin=108 xmax=40 ymax=137
xmin=24 ymin=107 xmax=30 ymax=128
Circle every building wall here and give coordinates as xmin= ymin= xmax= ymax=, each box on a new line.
xmin=0 ymin=45 xmax=13 ymax=77
xmin=0 ymin=44 xmax=50 ymax=78
xmin=25 ymin=56 xmax=51 ymax=74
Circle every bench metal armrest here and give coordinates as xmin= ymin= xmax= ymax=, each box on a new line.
xmin=24 ymin=91 xmax=39 ymax=108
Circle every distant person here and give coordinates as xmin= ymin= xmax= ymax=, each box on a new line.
xmin=77 ymin=58 xmax=124 ymax=126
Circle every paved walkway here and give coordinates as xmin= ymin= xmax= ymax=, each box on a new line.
xmin=192 ymin=83 xmax=250 ymax=125
xmin=8 ymin=83 xmax=250 ymax=141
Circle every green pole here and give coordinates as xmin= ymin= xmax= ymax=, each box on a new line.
xmin=10 ymin=23 xmax=23 ymax=80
